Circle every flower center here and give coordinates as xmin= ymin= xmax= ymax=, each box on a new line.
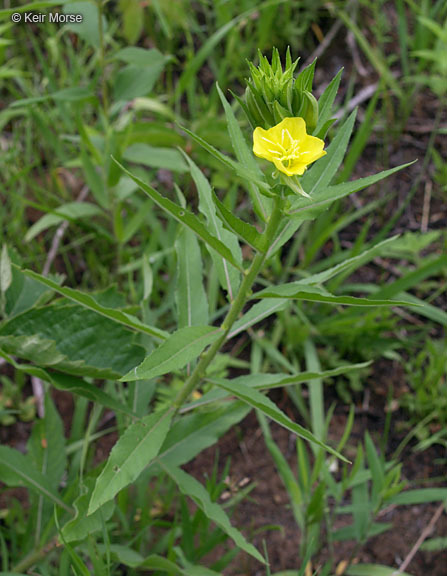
xmin=261 ymin=129 xmax=310 ymax=168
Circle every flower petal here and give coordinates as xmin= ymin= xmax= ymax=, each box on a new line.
xmin=253 ymin=127 xmax=281 ymax=161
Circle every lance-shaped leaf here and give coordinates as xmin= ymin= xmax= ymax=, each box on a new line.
xmin=183 ymin=153 xmax=242 ymax=300
xmin=298 ymin=237 xmax=399 ymax=286
xmin=181 ymin=127 xmax=271 ymax=194
xmin=301 ymin=110 xmax=357 ymax=196
xmin=161 ymin=462 xmax=265 ymax=564
xmin=346 ymin=565 xmax=414 ymax=576
xmin=228 ymin=298 xmax=289 ymax=339
xmin=21 ymin=268 xmax=167 ymax=340
xmin=151 ymin=403 xmax=250 ymax=470
xmin=213 ymin=379 xmax=348 ymax=461
xmin=0 ymin=446 xmax=71 ymax=511
xmin=121 ymin=326 xmax=222 ymax=382
xmin=88 ymin=408 xmax=173 ymax=514
xmin=62 ymin=478 xmax=115 ymax=542
xmin=287 ymin=162 xmax=415 ymax=220
xmin=112 ymin=159 xmax=243 ymax=272
xmin=315 ymin=68 xmax=343 ymax=137
xmin=212 ymin=192 xmax=265 ymax=251
xmin=175 ymin=228 xmax=208 ymax=328
xmin=186 ymin=363 xmax=370 ymax=410
xmin=217 ymin=83 xmax=271 ymax=222
xmin=254 ymin=282 xmax=419 ymax=307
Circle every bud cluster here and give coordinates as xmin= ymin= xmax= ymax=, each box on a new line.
xmin=240 ymin=48 xmax=319 ymax=133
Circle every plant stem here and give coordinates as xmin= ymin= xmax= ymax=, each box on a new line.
xmin=173 ymin=196 xmax=284 ymax=412
xmin=12 ymin=538 xmax=58 ymax=573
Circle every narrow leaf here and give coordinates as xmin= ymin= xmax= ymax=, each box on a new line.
xmin=161 ymin=462 xmax=265 ymax=564
xmin=62 ymin=479 xmax=115 ymax=542
xmin=254 ymin=282 xmax=417 ymax=307
xmin=0 ymin=446 xmax=71 ymax=511
xmin=175 ymin=228 xmax=208 ymax=328
xmin=112 ymin=158 xmax=243 ymax=272
xmin=213 ymin=379 xmax=348 ymax=461
xmin=121 ymin=326 xmax=222 ymax=382
xmin=183 ymin=153 xmax=242 ymax=300
xmin=216 ymin=83 xmax=270 ymax=221
xmin=288 ymin=162 xmax=415 ymax=219
xmin=228 ymin=299 xmax=289 ymax=338
xmin=213 ymin=192 xmax=265 ymax=251
xmin=346 ymin=565 xmax=413 ymax=576
xmin=88 ymin=408 xmax=173 ymax=514
xmin=315 ymin=68 xmax=343 ymax=136
xmin=301 ymin=110 xmax=357 ymax=196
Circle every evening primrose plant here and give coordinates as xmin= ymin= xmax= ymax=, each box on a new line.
xmin=0 ymin=50 xmax=417 ymax=573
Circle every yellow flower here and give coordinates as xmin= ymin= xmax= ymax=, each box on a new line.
xmin=253 ymin=117 xmax=326 ymax=177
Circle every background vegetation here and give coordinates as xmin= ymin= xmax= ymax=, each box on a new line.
xmin=0 ymin=1 xmax=446 ymax=575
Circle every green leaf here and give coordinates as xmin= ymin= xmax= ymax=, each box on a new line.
xmin=228 ymin=299 xmax=289 ymax=338
xmin=288 ymin=162 xmax=415 ymax=220
xmin=301 ymin=110 xmax=357 ymax=196
xmin=258 ymin=412 xmax=304 ymax=527
xmin=62 ymin=1 xmax=106 ymax=48
xmin=20 ymin=268 xmax=167 ymax=340
xmin=346 ymin=564 xmax=413 ymax=576
xmin=24 ymin=202 xmax=105 ymax=242
xmin=0 ymin=245 xmax=12 ymax=294
xmin=188 ymin=363 xmax=371 ymax=410
xmin=299 ymin=237 xmax=399 ymax=286
xmin=113 ymin=47 xmax=167 ymax=68
xmin=121 ymin=326 xmax=222 ymax=382
xmin=213 ymin=379 xmax=348 ymax=461
xmin=388 ymin=488 xmax=447 ymax=506
xmin=0 ymin=352 xmax=137 ymax=417
xmin=212 ymin=192 xmax=265 ymax=251
xmin=4 ymin=265 xmax=52 ymax=318
xmin=112 ymin=158 xmax=243 ymax=272
xmin=374 ymin=254 xmax=447 ymax=299
xmin=152 ymin=403 xmax=250 ymax=470
xmin=183 ymin=153 xmax=242 ymax=300
xmin=181 ymin=126 xmax=271 ymax=194
xmin=62 ymin=478 xmax=115 ymax=542
xmin=28 ymin=395 xmax=66 ymax=490
xmin=161 ymin=462 xmax=265 ymax=564
xmin=10 ymin=86 xmax=93 ymax=108
xmin=352 ymin=465 xmax=370 ymax=542
xmin=81 ymin=147 xmax=108 ymax=209
xmin=88 ymin=408 xmax=173 ymax=514
xmin=175 ymin=228 xmax=208 ymax=328
xmin=0 ymin=446 xmax=71 ymax=511
xmin=315 ymin=68 xmax=343 ymax=137
xmin=216 ymin=83 xmax=271 ymax=221
xmin=119 ymin=0 xmax=144 ymax=44
xmin=123 ymin=144 xmax=187 ymax=173
xmin=0 ymin=302 xmax=146 ymax=379
xmin=254 ymin=282 xmax=416 ymax=307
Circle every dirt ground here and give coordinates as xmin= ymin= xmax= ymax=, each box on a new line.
xmin=186 ymin=375 xmax=446 ymax=575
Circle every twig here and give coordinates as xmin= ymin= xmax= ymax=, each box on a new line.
xmin=396 ymin=502 xmax=445 ymax=574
